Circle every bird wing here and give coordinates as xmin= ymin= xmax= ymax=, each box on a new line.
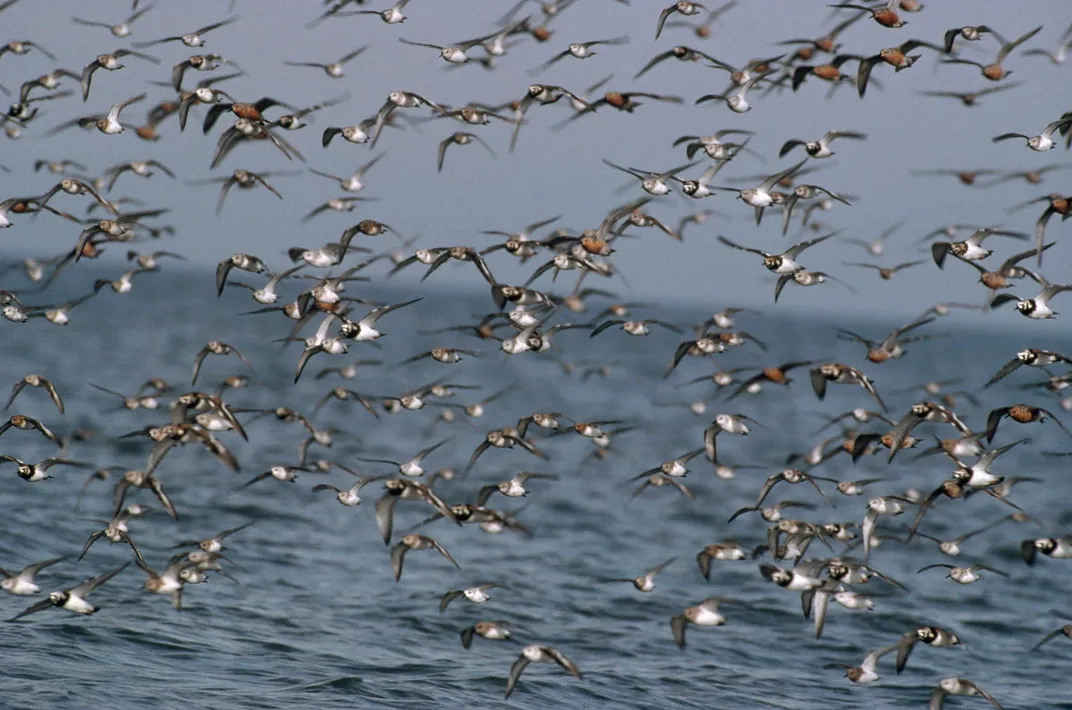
xmin=73 ymin=561 xmax=129 ymax=597
xmin=505 ymin=656 xmax=531 ymax=698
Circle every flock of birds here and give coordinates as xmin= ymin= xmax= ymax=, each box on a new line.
xmin=2 ymin=0 xmax=1072 ymax=706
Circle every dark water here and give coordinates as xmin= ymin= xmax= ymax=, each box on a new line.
xmin=2 ymin=267 xmax=1072 ymax=710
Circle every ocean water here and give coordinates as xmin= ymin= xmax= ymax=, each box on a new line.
xmin=1 ymin=267 xmax=1072 ymax=709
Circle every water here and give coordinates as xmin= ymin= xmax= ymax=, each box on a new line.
xmin=2 ymin=266 xmax=1072 ymax=710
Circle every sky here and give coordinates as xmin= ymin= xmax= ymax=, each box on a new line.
xmin=1 ymin=0 xmax=1070 ymax=322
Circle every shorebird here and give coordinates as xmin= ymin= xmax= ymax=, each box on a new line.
xmin=78 ymin=94 xmax=146 ymax=134
xmin=336 ymin=0 xmax=412 ymax=24
xmin=695 ymin=70 xmax=773 ymax=113
xmin=80 ymin=49 xmax=159 ymax=100
xmin=857 ymin=39 xmax=942 ymax=97
xmin=532 ymin=36 xmax=628 ymax=72
xmin=134 ymin=17 xmax=240 ymax=48
xmin=929 ymin=678 xmax=1003 ymax=709
xmin=72 ymin=6 xmax=154 ymax=38
xmin=993 ymin=116 xmax=1072 ymax=152
xmin=655 ymin=2 xmax=708 ymax=40
xmin=504 ymin=645 xmax=581 ymax=699
xmin=991 ymin=276 xmax=1072 ymax=319
xmin=708 ymin=159 xmax=807 ymax=224
xmin=9 ymin=563 xmax=128 ymax=621
xmin=0 ymin=556 xmax=67 ymax=596
xmin=398 ymin=35 xmax=490 ymax=64
xmin=779 ymin=130 xmax=866 ymax=159
xmin=671 ymin=597 xmax=735 ymax=648
xmin=283 ymin=45 xmax=369 ymax=78
xmin=942 ymin=25 xmax=1043 ymax=81
xmin=825 ymin=644 xmax=898 ymax=684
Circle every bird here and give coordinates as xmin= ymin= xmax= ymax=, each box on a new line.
xmin=912 ymin=516 xmax=1015 ymax=557
xmin=695 ymin=69 xmax=772 ymax=113
xmin=792 ymin=53 xmax=865 ymax=91
xmin=79 ymin=49 xmax=159 ymax=101
xmin=374 ymin=474 xmax=457 ymax=535
xmin=135 ymin=554 xmax=198 ymax=610
xmin=1022 ymin=535 xmax=1072 ymax=566
xmin=931 ymin=228 xmax=1028 ymax=268
xmin=0 ymin=455 xmax=90 ymax=483
xmin=825 ymin=644 xmax=898 ymax=684
xmin=283 ymin=45 xmax=370 ymax=78
xmin=78 ymin=94 xmax=146 ymax=134
xmin=104 ymin=159 xmax=175 ymax=191
xmin=1032 ymin=618 xmax=1072 ymax=651
xmin=929 ymin=677 xmax=1004 ymax=709
xmin=439 ymin=582 xmax=503 ymax=612
xmin=634 ymin=45 xmax=721 ymax=79
xmin=5 ymin=374 xmax=64 ymax=413
xmin=941 ymin=25 xmax=1043 ymax=81
xmin=729 ymin=498 xmax=817 ymax=524
xmin=607 ymin=557 xmax=676 ymax=592
xmin=476 ymin=471 xmax=559 ymax=503
xmin=655 ymin=2 xmax=707 ymax=39
xmin=505 ymin=645 xmax=581 ymax=699
xmin=591 ymin=318 xmax=682 ymax=337
xmin=172 ymin=523 xmax=254 ymax=554
xmin=829 ymin=1 xmax=907 ymax=28
xmin=857 ymin=40 xmax=942 ymax=97
xmin=132 ymin=17 xmax=240 ymax=49
xmin=9 ymin=563 xmax=128 ymax=621
xmin=465 ymin=429 xmax=549 ymax=474
xmin=192 ymin=341 xmax=254 ymax=385
xmin=308 ymin=154 xmax=384 ymax=193
xmin=991 ymin=277 xmax=1072 ymax=319
xmin=0 ymin=556 xmax=67 ymax=596
xmin=707 ymin=159 xmax=808 ymax=224
xmin=400 ymin=348 xmax=483 ymax=366
xmin=390 ymin=533 xmax=459 ymax=582
xmin=749 ymin=468 xmax=837 ymax=509
xmin=437 ymin=132 xmax=496 ymax=173
xmin=984 ymin=404 xmax=1071 ymax=442
xmin=717 ymin=233 xmax=831 ymax=274
xmin=1020 ymin=194 xmax=1072 ymax=266
xmin=321 ymin=119 xmax=379 ymax=147
xmin=759 ymin=563 xmax=823 ymax=591
xmin=1023 ymin=28 xmax=1072 ymax=65
xmin=602 ymin=159 xmax=698 ymax=197
xmin=532 ymin=37 xmax=629 ymax=72
xmin=460 ymin=620 xmax=513 ymax=649
xmin=0 ymin=415 xmax=60 ymax=445
xmin=198 ymin=169 xmax=288 ymax=215
xmin=631 ymin=473 xmax=694 ymax=501
xmin=72 ymin=6 xmax=155 ymax=38
xmin=356 ymin=438 xmax=452 ymax=477
xmin=835 ymin=317 xmax=936 ymax=363
xmin=917 ymin=82 xmax=1022 ymax=107
xmin=895 ymin=626 xmax=962 ymax=674
xmin=216 ymin=254 xmax=271 ymax=296
xmin=336 ymin=0 xmax=411 ymax=24
xmin=779 ymin=130 xmax=867 ymax=158
xmin=993 ymin=117 xmax=1072 ymax=152
xmin=810 ymin=363 xmax=887 ymax=410
xmin=844 ymin=260 xmax=925 ymax=281
xmin=917 ymin=562 xmax=1009 ymax=584
xmin=671 ymin=597 xmax=734 ymax=648
xmin=398 ymin=35 xmax=490 ymax=64
xmin=727 ymin=360 xmax=817 ymax=401
xmin=943 ymin=25 xmax=994 ymax=54
xmin=241 ymin=465 xmax=309 ymax=488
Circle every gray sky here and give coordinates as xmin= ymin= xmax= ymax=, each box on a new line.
xmin=2 ymin=0 xmax=1070 ymax=321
